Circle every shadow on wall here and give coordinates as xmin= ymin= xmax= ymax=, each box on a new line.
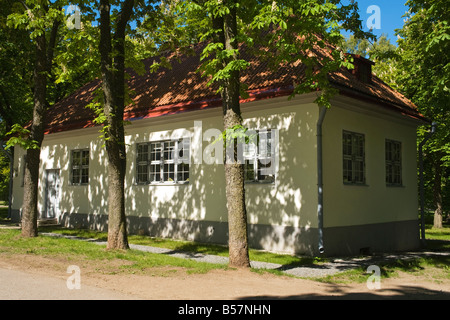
xmin=57 ymin=136 xmax=109 ymax=231
xmin=243 ymin=107 xmax=317 ymax=255
xmin=57 ymin=104 xmax=320 ymax=255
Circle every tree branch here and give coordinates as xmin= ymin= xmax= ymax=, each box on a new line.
xmin=114 ymin=0 xmax=135 ymax=40
xmin=46 ymin=16 xmax=62 ymax=74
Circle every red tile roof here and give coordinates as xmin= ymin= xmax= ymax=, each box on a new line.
xmin=44 ymin=43 xmax=427 ymax=134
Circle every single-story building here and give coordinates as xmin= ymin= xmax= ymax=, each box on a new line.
xmin=11 ymin=44 xmax=428 ymax=256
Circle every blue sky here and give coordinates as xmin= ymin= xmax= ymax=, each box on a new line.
xmin=350 ymin=0 xmax=410 ymax=46
xmin=65 ymin=1 xmax=411 ymax=46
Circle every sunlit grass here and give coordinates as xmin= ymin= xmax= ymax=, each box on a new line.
xmin=316 ymin=254 xmax=450 ymax=284
xmin=0 ymin=228 xmax=227 ymax=275
xmin=1 ymin=216 xmax=449 ymax=281
xmin=426 ymin=225 xmax=450 ymax=241
xmin=39 ymin=226 xmax=318 ymax=266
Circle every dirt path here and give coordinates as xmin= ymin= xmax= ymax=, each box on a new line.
xmin=0 ymin=253 xmax=449 ymax=300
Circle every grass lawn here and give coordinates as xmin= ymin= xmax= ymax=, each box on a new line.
xmin=0 ymin=206 xmax=448 ymax=281
xmin=37 ymin=225 xmax=321 ymax=266
xmin=318 ymin=220 xmax=450 ymax=284
xmin=0 ymin=228 xmax=227 ymax=275
xmin=0 ymin=206 xmax=14 ymax=227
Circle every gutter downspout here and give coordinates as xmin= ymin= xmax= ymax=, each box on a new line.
xmin=419 ymin=122 xmax=436 ymax=247
xmin=317 ymin=106 xmax=327 ymax=255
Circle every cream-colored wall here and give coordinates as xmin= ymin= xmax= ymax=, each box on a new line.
xmin=12 ymin=131 xmax=108 ymax=218
xmin=242 ymin=102 xmax=318 ymax=229
xmin=322 ymin=100 xmax=419 ymax=228
xmin=12 ymin=95 xmax=320 ymax=231
xmin=124 ymin=98 xmax=319 ymax=230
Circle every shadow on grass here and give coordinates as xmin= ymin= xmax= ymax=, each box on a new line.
xmin=0 ymin=207 xmax=13 ymax=225
xmin=237 ymin=284 xmax=450 ymax=300
xmin=35 ymin=226 xmax=450 ymax=276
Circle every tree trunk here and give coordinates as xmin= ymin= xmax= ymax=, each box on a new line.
xmin=99 ymin=0 xmax=133 ymax=250
xmin=433 ymin=157 xmax=443 ymax=229
xmin=220 ymin=1 xmax=250 ymax=268
xmin=19 ymin=9 xmax=60 ymax=237
xmin=105 ymin=142 xmax=128 ymax=250
xmin=21 ymin=33 xmax=47 ymax=238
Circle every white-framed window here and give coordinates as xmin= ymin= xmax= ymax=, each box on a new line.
xmin=136 ymin=139 xmax=190 ymax=184
xmin=243 ymin=129 xmax=275 ymax=183
xmin=343 ymin=130 xmax=365 ymax=185
xmin=385 ymin=139 xmax=402 ymax=186
xmin=71 ymin=149 xmax=89 ymax=185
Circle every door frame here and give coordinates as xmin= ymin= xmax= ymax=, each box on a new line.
xmin=43 ymin=169 xmax=60 ymax=220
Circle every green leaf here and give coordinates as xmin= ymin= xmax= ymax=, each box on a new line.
xmin=5 ymin=124 xmax=39 ymax=151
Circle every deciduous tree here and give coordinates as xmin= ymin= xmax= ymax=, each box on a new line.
xmin=6 ymin=0 xmax=64 ymax=237
xmin=394 ymin=0 xmax=449 ymax=228
xmin=160 ymin=0 xmax=370 ymax=267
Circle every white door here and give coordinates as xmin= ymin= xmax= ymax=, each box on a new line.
xmin=44 ymin=169 xmax=60 ymax=219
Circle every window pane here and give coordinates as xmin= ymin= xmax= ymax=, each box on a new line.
xmin=72 ymin=151 xmax=81 ymax=166
xmin=393 ymin=143 xmax=401 ymax=161
xmin=137 ymin=164 xmax=148 ymax=183
xmin=343 ymin=159 xmax=352 ymax=183
xmin=164 ymin=163 xmax=175 ymax=182
xmin=177 ymin=163 xmax=189 ymax=182
xmin=343 ymin=132 xmax=352 ymax=156
xmin=178 ymin=139 xmax=190 ymax=164
xmin=150 ymin=164 xmax=161 ymax=182
xmin=151 ymin=142 xmax=162 ymax=161
xmin=258 ymin=131 xmax=272 ymax=157
xmin=137 ymin=144 xmax=149 ymax=162
xmin=81 ymin=167 xmax=89 ymax=184
xmin=355 ymin=135 xmax=364 ymax=158
xmin=164 ymin=141 xmax=176 ymax=161
xmin=82 ymin=150 xmax=89 ymax=166
xmin=258 ymin=159 xmax=274 ymax=182
xmin=244 ymin=159 xmax=255 ymax=181
xmin=386 ymin=165 xmax=392 ymax=184
xmin=393 ymin=165 xmax=401 ymax=184
xmin=243 ymin=141 xmax=256 ymax=159
xmin=72 ymin=168 xmax=80 ymax=184
xmin=385 ymin=141 xmax=392 ymax=161
xmin=354 ymin=161 xmax=364 ymax=183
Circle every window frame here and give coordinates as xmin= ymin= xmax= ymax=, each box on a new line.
xmin=385 ymin=139 xmax=402 ymax=186
xmin=135 ymin=138 xmax=190 ymax=185
xmin=342 ymin=130 xmax=366 ymax=185
xmin=70 ymin=149 xmax=90 ymax=185
xmin=243 ymin=129 xmax=276 ymax=184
